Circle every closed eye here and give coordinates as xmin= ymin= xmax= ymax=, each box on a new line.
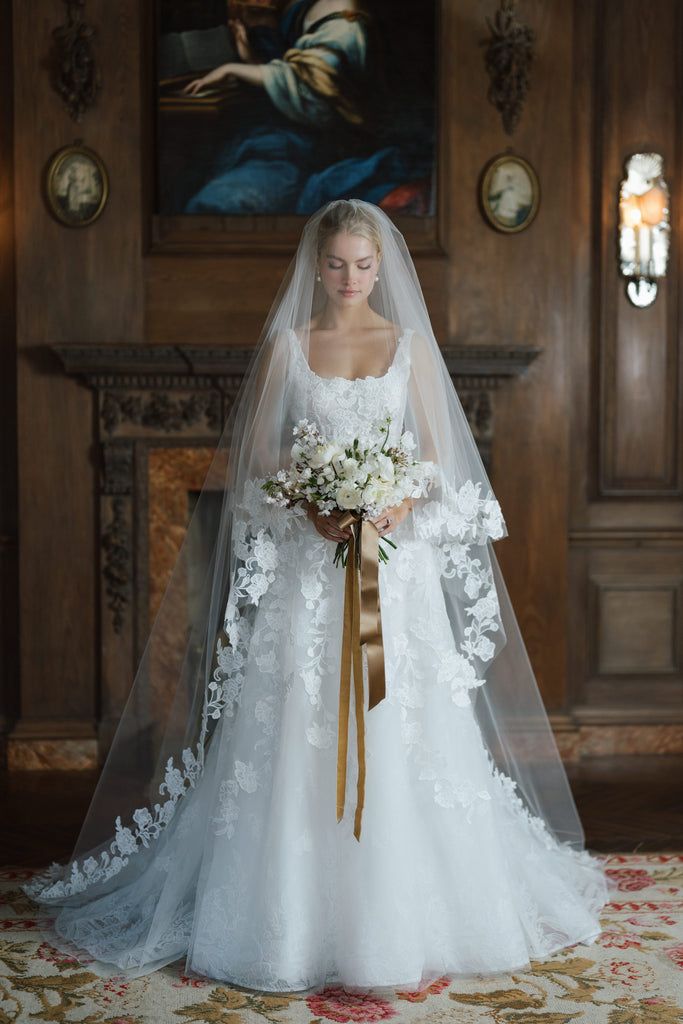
xmin=328 ymin=263 xmax=372 ymax=270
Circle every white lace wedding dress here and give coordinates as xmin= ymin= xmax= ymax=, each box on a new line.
xmin=36 ymin=325 xmax=608 ymax=991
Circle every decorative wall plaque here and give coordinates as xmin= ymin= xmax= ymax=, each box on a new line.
xmin=49 ymin=0 xmax=102 ymax=123
xmin=481 ymin=0 xmax=535 ymax=136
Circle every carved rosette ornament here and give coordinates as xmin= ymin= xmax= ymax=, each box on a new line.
xmin=482 ymin=0 xmax=535 ymax=136
xmin=50 ymin=0 xmax=102 ymax=122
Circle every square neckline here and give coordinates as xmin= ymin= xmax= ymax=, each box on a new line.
xmin=287 ymin=327 xmax=413 ymax=384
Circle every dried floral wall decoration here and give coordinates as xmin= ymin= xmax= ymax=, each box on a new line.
xmin=481 ymin=0 xmax=535 ymax=136
xmin=49 ymin=0 xmax=102 ymax=122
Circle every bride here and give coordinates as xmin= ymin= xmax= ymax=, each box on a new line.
xmin=23 ymin=199 xmax=609 ymax=993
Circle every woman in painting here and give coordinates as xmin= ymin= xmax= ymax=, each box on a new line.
xmin=179 ymin=0 xmax=433 ymax=214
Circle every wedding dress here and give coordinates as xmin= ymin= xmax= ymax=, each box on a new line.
xmin=23 ymin=199 xmax=609 ymax=992
xmin=24 ymin=322 xmax=608 ymax=992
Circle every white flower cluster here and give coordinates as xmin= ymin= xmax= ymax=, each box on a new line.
xmin=261 ymin=415 xmax=437 ymax=520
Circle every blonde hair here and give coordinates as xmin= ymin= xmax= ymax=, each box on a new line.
xmin=315 ymin=200 xmax=383 ymax=263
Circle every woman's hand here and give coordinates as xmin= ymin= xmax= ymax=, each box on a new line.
xmin=181 ymin=18 xmax=252 ymax=94
xmin=304 ymin=497 xmax=414 ymax=543
xmin=305 ymin=502 xmax=354 ymax=543
xmin=369 ymin=497 xmax=414 ymax=538
xmin=181 ymin=63 xmax=237 ymax=96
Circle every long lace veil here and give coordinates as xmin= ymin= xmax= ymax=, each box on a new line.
xmin=24 ymin=199 xmax=586 ymax=934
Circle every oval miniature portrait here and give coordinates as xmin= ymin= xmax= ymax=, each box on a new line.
xmin=45 ymin=144 xmax=109 ymax=227
xmin=480 ymin=153 xmax=540 ymax=233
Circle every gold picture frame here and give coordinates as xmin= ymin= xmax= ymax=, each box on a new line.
xmin=44 ymin=142 xmax=110 ymax=227
xmin=146 ymin=0 xmax=446 ymax=255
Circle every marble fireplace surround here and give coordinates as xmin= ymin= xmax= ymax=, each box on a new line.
xmin=10 ymin=339 xmax=544 ymax=770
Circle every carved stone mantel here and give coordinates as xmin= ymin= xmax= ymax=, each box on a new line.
xmin=54 ymin=338 xmax=540 ymax=463
xmin=8 ymin=340 xmax=539 ymax=770
xmin=54 ymin=341 xmax=540 ymax=379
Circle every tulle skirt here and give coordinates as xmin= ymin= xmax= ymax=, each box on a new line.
xmin=38 ymin=528 xmax=609 ymax=992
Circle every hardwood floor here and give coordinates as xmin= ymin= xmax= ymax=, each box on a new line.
xmin=1 ymin=755 xmax=682 ymax=867
xmin=566 ymin=754 xmax=683 ymax=853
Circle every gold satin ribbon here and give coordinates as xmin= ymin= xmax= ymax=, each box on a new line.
xmin=335 ymin=512 xmax=386 ymax=841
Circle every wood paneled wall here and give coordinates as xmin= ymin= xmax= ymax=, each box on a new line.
xmin=568 ymin=0 xmax=683 ymax=745
xmin=5 ymin=0 xmax=145 ymax=767
xmin=1 ymin=0 xmax=681 ymax=768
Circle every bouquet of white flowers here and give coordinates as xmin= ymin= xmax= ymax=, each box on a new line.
xmin=261 ymin=414 xmax=437 ymax=565
xmin=261 ymin=414 xmax=437 ymax=841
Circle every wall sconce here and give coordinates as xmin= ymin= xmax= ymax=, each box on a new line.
xmin=619 ymin=153 xmax=670 ymax=308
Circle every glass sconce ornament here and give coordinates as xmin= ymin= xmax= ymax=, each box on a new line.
xmin=618 ymin=153 xmax=670 ymax=308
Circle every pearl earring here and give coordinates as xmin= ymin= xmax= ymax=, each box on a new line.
xmin=375 ymin=275 xmax=379 ymax=281
xmin=316 ymin=272 xmax=321 ymax=281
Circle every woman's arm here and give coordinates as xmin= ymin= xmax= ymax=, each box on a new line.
xmin=181 ymin=61 xmax=265 ymax=95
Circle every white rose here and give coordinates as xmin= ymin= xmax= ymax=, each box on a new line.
xmin=336 ymin=481 xmax=361 ymax=509
xmin=340 ymin=457 xmax=360 ymax=481
xmin=376 ymin=453 xmax=395 ymax=482
xmin=309 ymin=444 xmax=337 ymax=469
xmin=363 ymin=481 xmax=392 ymax=507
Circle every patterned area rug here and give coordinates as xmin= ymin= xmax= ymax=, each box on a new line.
xmin=1 ymin=854 xmax=682 ymax=1023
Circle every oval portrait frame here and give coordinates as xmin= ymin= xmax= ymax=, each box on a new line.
xmin=479 ymin=153 xmax=540 ymax=234
xmin=44 ymin=142 xmax=110 ymax=228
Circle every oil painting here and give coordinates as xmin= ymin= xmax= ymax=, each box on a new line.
xmin=156 ymin=0 xmax=436 ymax=217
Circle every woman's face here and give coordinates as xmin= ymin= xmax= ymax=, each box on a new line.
xmin=317 ymin=231 xmax=380 ymax=306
